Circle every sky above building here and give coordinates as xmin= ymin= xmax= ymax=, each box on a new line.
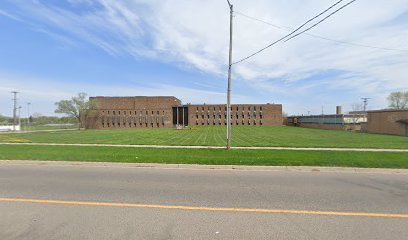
xmin=0 ymin=0 xmax=407 ymax=117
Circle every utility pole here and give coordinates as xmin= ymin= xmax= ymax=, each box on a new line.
xmin=18 ymin=106 xmax=22 ymax=129
xmin=11 ymin=91 xmax=18 ymax=131
xmin=27 ymin=102 xmax=31 ymax=130
xmin=226 ymin=0 xmax=233 ymax=150
xmin=361 ymin=98 xmax=370 ymax=112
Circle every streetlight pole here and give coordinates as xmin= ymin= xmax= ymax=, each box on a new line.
xmin=18 ymin=106 xmax=22 ymax=130
xmin=27 ymin=102 xmax=31 ymax=130
xmin=11 ymin=91 xmax=18 ymax=131
xmin=226 ymin=0 xmax=233 ymax=150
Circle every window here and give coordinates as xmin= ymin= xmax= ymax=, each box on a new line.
xmin=112 ymin=111 xmax=116 ymax=126
xmin=139 ymin=112 xmax=142 ymax=124
xmin=101 ymin=111 xmax=105 ymax=128
xmin=260 ymin=119 xmax=263 ymax=125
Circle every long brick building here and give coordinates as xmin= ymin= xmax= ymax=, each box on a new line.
xmin=86 ymin=96 xmax=282 ymax=129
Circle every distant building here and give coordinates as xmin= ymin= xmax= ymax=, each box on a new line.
xmin=286 ymin=106 xmax=367 ymax=131
xmin=366 ymin=109 xmax=408 ymax=136
xmin=85 ymin=96 xmax=283 ymax=129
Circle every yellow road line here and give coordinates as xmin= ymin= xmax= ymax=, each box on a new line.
xmin=0 ymin=197 xmax=407 ymax=219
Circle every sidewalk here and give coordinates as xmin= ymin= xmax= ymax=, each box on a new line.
xmin=1 ymin=142 xmax=408 ymax=152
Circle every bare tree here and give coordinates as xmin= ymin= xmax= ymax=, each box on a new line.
xmin=55 ymin=93 xmax=97 ymax=129
xmin=387 ymin=91 xmax=408 ymax=109
xmin=351 ymin=103 xmax=364 ymax=112
xmin=349 ymin=102 xmax=365 ymax=124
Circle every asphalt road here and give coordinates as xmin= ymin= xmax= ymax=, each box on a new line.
xmin=0 ymin=162 xmax=407 ymax=240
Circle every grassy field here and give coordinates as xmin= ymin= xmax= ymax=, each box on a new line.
xmin=1 ymin=145 xmax=408 ymax=169
xmin=20 ymin=125 xmax=78 ymax=131
xmin=1 ymin=126 xmax=407 ymax=149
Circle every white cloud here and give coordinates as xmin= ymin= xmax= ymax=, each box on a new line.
xmin=1 ymin=0 xmax=408 ymax=114
xmin=0 ymin=72 xmax=258 ymax=116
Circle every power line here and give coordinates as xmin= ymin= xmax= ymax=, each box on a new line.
xmin=361 ymin=97 xmax=370 ymax=112
xmin=233 ymin=0 xmax=356 ymax=64
xmin=284 ymin=0 xmax=357 ymax=42
xmin=235 ymin=11 xmax=408 ymax=53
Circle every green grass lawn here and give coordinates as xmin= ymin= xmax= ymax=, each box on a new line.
xmin=20 ymin=125 xmax=78 ymax=131
xmin=1 ymin=126 xmax=407 ymax=149
xmin=1 ymin=145 xmax=408 ymax=169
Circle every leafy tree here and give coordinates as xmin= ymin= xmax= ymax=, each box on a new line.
xmin=387 ymin=91 xmax=408 ymax=110
xmin=0 ymin=114 xmax=12 ymax=125
xmin=55 ymin=93 xmax=97 ymax=129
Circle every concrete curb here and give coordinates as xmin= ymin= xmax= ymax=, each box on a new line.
xmin=1 ymin=142 xmax=408 ymax=152
xmin=1 ymin=160 xmax=408 ymax=174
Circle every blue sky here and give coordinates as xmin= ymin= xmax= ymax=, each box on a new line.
xmin=0 ymin=0 xmax=407 ymax=117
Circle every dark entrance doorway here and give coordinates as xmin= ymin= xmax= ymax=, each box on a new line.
xmin=172 ymin=106 xmax=189 ymax=128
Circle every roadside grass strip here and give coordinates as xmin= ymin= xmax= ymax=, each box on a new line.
xmin=1 ymin=145 xmax=408 ymax=169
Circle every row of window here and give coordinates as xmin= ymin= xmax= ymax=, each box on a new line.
xmin=100 ymin=110 xmax=167 ymax=128
xmin=195 ymin=119 xmax=263 ymax=126
xmin=195 ymin=106 xmax=263 ymax=111
xmin=195 ymin=111 xmax=263 ymax=120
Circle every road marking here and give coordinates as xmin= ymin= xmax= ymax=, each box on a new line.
xmin=1 ymin=197 xmax=407 ymax=219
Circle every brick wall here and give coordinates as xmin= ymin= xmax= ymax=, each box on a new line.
xmin=86 ymin=96 xmax=283 ymax=129
xmin=187 ymin=104 xmax=282 ymax=127
xmin=367 ymin=110 xmax=408 ymax=136
xmin=86 ymin=96 xmax=181 ymax=129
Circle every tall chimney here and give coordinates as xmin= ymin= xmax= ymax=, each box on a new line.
xmin=336 ymin=106 xmax=342 ymax=115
